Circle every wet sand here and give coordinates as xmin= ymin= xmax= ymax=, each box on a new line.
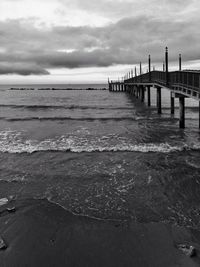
xmin=0 ymin=198 xmax=200 ymax=267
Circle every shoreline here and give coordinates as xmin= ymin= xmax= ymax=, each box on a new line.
xmin=0 ymin=198 xmax=200 ymax=267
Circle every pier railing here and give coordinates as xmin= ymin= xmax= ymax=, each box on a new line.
xmin=109 ymin=48 xmax=200 ymax=129
xmin=125 ymin=70 xmax=200 ymax=94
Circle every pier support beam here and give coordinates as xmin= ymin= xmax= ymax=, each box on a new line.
xmin=170 ymin=92 xmax=175 ymax=114
xmin=138 ymin=87 xmax=140 ymax=99
xmin=157 ymin=87 xmax=162 ymax=114
xmin=133 ymin=87 xmax=136 ymax=97
xmin=179 ymin=96 xmax=185 ymax=129
xmin=147 ymin=86 xmax=151 ymax=106
xmin=136 ymin=87 xmax=139 ymax=98
xmin=199 ymin=101 xmax=200 ymax=129
xmin=132 ymin=86 xmax=134 ymax=96
xmin=141 ymin=86 xmax=145 ymax=102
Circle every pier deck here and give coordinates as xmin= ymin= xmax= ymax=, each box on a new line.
xmin=109 ymin=48 xmax=200 ymax=129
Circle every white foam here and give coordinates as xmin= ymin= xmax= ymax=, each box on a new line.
xmin=0 ymin=130 xmax=197 ymax=154
xmin=0 ymin=198 xmax=8 ymax=206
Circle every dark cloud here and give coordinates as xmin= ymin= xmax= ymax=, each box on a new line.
xmin=0 ymin=63 xmax=50 ymax=75
xmin=0 ymin=10 xmax=200 ymax=75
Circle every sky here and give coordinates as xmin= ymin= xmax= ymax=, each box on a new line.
xmin=0 ymin=0 xmax=200 ymax=84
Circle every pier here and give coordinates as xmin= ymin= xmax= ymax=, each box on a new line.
xmin=109 ymin=47 xmax=200 ymax=129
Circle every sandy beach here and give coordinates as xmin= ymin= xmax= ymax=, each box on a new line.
xmin=0 ymin=198 xmax=199 ymax=267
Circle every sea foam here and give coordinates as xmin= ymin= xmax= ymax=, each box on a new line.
xmin=0 ymin=130 xmax=196 ymax=154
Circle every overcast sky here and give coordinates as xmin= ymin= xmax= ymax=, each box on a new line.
xmin=0 ymin=0 xmax=199 ymax=83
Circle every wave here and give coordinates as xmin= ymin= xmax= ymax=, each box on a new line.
xmin=0 ymin=115 xmax=179 ymax=123
xmin=0 ymin=104 xmax=133 ymax=111
xmin=0 ymin=175 xmax=27 ymax=183
xmin=0 ymin=143 xmax=186 ymax=154
xmin=1 ymin=104 xmax=198 ymax=112
xmin=0 ymin=131 xmax=199 ymax=154
xmin=0 ymin=116 xmax=137 ymax=122
xmin=0 ymin=143 xmax=192 ymax=154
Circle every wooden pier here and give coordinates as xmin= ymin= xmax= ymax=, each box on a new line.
xmin=109 ymin=47 xmax=200 ymax=129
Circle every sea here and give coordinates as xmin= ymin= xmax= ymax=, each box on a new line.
xmin=0 ymin=83 xmax=200 ymax=228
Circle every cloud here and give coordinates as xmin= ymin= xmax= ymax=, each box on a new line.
xmin=58 ymin=0 xmax=195 ymax=21
xmin=0 ymin=2 xmax=200 ymax=75
xmin=0 ymin=0 xmax=197 ymax=28
xmin=0 ymin=63 xmax=50 ymax=75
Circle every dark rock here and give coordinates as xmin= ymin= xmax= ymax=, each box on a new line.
xmin=7 ymin=207 xmax=16 ymax=213
xmin=177 ymin=244 xmax=196 ymax=257
xmin=0 ymin=237 xmax=7 ymax=250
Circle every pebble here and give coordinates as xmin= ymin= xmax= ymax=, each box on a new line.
xmin=177 ymin=244 xmax=196 ymax=257
xmin=6 ymin=207 xmax=16 ymax=213
xmin=0 ymin=237 xmax=7 ymax=250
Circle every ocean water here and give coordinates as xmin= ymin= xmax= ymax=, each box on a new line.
xmin=0 ymin=84 xmax=200 ymax=228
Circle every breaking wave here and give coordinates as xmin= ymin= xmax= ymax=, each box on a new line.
xmin=0 ymin=116 xmax=178 ymax=123
xmin=0 ymin=130 xmax=198 ymax=154
xmin=3 ymin=117 xmax=137 ymax=122
xmin=0 ymin=104 xmax=132 ymax=110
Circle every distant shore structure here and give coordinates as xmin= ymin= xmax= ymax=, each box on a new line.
xmin=108 ymin=47 xmax=200 ymax=129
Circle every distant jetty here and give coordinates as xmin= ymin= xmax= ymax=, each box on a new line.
xmin=10 ymin=87 xmax=107 ymax=91
xmin=10 ymin=88 xmax=34 ymax=91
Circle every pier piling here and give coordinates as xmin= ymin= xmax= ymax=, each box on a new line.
xmin=179 ymin=96 xmax=185 ymax=128
xmin=141 ymin=86 xmax=145 ymax=102
xmin=137 ymin=86 xmax=139 ymax=98
xmin=147 ymin=86 xmax=151 ymax=106
xmin=199 ymin=101 xmax=200 ymax=129
xmin=170 ymin=92 xmax=175 ymax=114
xmin=157 ymin=87 xmax=162 ymax=114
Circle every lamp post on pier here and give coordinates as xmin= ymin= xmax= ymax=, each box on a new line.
xmin=165 ymin=47 xmax=169 ymax=86
xmin=148 ymin=55 xmax=151 ymax=82
xmin=179 ymin=54 xmax=182 ymax=71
